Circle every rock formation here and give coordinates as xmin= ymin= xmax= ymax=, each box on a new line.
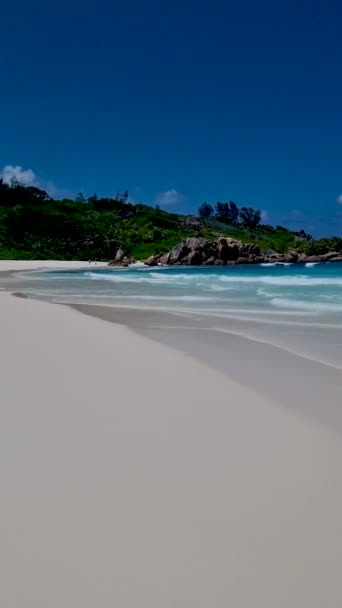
xmin=145 ymin=236 xmax=267 ymax=266
xmin=108 ymin=249 xmax=136 ymax=267
xmin=285 ymin=248 xmax=299 ymax=263
xmin=142 ymin=237 xmax=341 ymax=267
xmin=108 ymin=239 xmax=341 ymax=268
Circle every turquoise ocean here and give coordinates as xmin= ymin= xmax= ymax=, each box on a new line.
xmin=12 ymin=261 xmax=342 ymax=367
xmin=28 ymin=261 xmax=342 ymax=323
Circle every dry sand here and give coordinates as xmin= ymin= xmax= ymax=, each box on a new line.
xmin=0 ymin=259 xmax=108 ymax=272
xmin=1 ymin=262 xmax=342 ymax=607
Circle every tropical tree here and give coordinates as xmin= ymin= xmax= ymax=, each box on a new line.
xmin=239 ymin=207 xmax=261 ymax=228
xmin=214 ymin=201 xmax=239 ymax=223
xmin=198 ymin=201 xmax=214 ymax=219
xmin=228 ymin=201 xmax=239 ymax=222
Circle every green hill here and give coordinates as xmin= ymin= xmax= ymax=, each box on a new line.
xmin=0 ymin=179 xmax=341 ymax=260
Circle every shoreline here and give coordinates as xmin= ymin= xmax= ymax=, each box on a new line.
xmin=7 ymin=288 xmax=342 ymax=433
xmin=68 ymin=302 xmax=342 ymax=434
xmin=67 ymin=301 xmax=342 ymax=369
xmin=2 ymin=261 xmax=342 ymax=409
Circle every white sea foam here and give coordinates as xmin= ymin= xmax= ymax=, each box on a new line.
xmin=257 ymin=288 xmax=281 ymax=298
xmin=305 ymin=262 xmax=319 ymax=267
xmin=219 ymin=275 xmax=342 ymax=286
xmin=260 ymin=262 xmax=293 ymax=266
xmin=95 ymin=294 xmax=219 ymax=302
xmin=271 ymin=298 xmax=342 ymax=312
xmin=84 ymin=270 xmax=342 ymax=288
xmin=208 ymin=284 xmax=234 ymax=292
xmin=85 ymin=272 xmax=172 ymax=285
xmin=149 ymin=272 xmax=212 ymax=281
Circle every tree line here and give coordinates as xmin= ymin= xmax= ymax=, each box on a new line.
xmin=0 ymin=178 xmax=340 ymax=260
xmin=198 ymin=200 xmax=261 ymax=228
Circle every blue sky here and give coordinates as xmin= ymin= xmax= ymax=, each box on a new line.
xmin=1 ymin=0 xmax=342 ymax=235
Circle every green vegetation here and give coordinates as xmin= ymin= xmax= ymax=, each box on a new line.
xmin=0 ymin=179 xmax=341 ymax=260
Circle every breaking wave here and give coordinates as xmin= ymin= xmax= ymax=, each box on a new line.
xmin=36 ymin=261 xmax=342 ymax=323
xmin=85 ymin=270 xmax=342 ymax=288
xmin=271 ymin=298 xmax=342 ymax=312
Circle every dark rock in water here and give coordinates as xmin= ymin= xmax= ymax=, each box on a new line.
xmin=300 ymin=255 xmax=321 ymax=263
xmin=218 ymin=242 xmax=239 ymax=262
xmin=321 ymin=252 xmax=338 ymax=261
xmin=249 ymin=243 xmax=261 ymax=256
xmin=168 ymin=241 xmax=189 ymax=264
xmin=220 ymin=238 xmax=242 ymax=262
xmin=144 ymin=255 xmax=159 ymax=266
xmin=238 ymin=246 xmax=249 ymax=258
xmin=153 ymin=237 xmax=320 ymax=267
xmin=188 ymin=250 xmax=202 ymax=265
xmin=204 ymin=256 xmax=216 ymax=265
xmin=218 ymin=243 xmax=229 ymax=261
xmin=237 ymin=243 xmax=260 ymax=258
xmin=285 ymin=248 xmax=299 ymax=263
xmin=227 ymin=243 xmax=240 ymax=260
xmin=179 ymin=254 xmax=189 ymax=265
xmin=265 ymin=255 xmax=286 ymax=263
xmin=217 ymin=240 xmax=229 ymax=261
xmin=159 ymin=252 xmax=171 ymax=265
xmin=200 ymin=241 xmax=218 ymax=262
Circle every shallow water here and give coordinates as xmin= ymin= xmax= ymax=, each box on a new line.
xmin=7 ymin=262 xmax=342 ymax=367
xmin=19 ymin=261 xmax=342 ymax=321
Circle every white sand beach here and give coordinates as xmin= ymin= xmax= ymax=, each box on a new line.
xmin=1 ymin=262 xmax=342 ymax=607
xmin=0 ymin=259 xmax=109 ymax=272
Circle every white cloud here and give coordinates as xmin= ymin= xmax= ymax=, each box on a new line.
xmin=0 ymin=164 xmax=38 ymax=186
xmin=155 ymin=188 xmax=186 ymax=207
xmin=336 ymin=194 xmax=342 ymax=205
xmin=260 ymin=210 xmax=269 ymax=222
xmin=0 ymin=164 xmax=72 ymax=199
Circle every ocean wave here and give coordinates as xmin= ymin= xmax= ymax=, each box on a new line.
xmin=260 ymin=262 xmax=292 ymax=267
xmin=103 ymin=294 xmax=219 ymax=302
xmin=84 ymin=270 xmax=342 ymax=288
xmin=320 ymin=294 xmax=339 ymax=300
xmin=84 ymin=271 xmax=175 ymax=285
xmin=257 ymin=287 xmax=282 ymax=298
xmin=149 ymin=272 xmax=211 ymax=281
xmin=207 ymin=284 xmax=235 ymax=292
xmin=271 ymin=298 xmax=342 ymax=312
xmin=219 ymin=275 xmax=342 ymax=286
xmin=305 ymin=262 xmax=319 ymax=267
xmin=37 ymin=293 xmax=219 ymax=302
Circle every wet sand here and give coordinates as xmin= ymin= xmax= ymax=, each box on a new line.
xmin=71 ymin=303 xmax=342 ymax=433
